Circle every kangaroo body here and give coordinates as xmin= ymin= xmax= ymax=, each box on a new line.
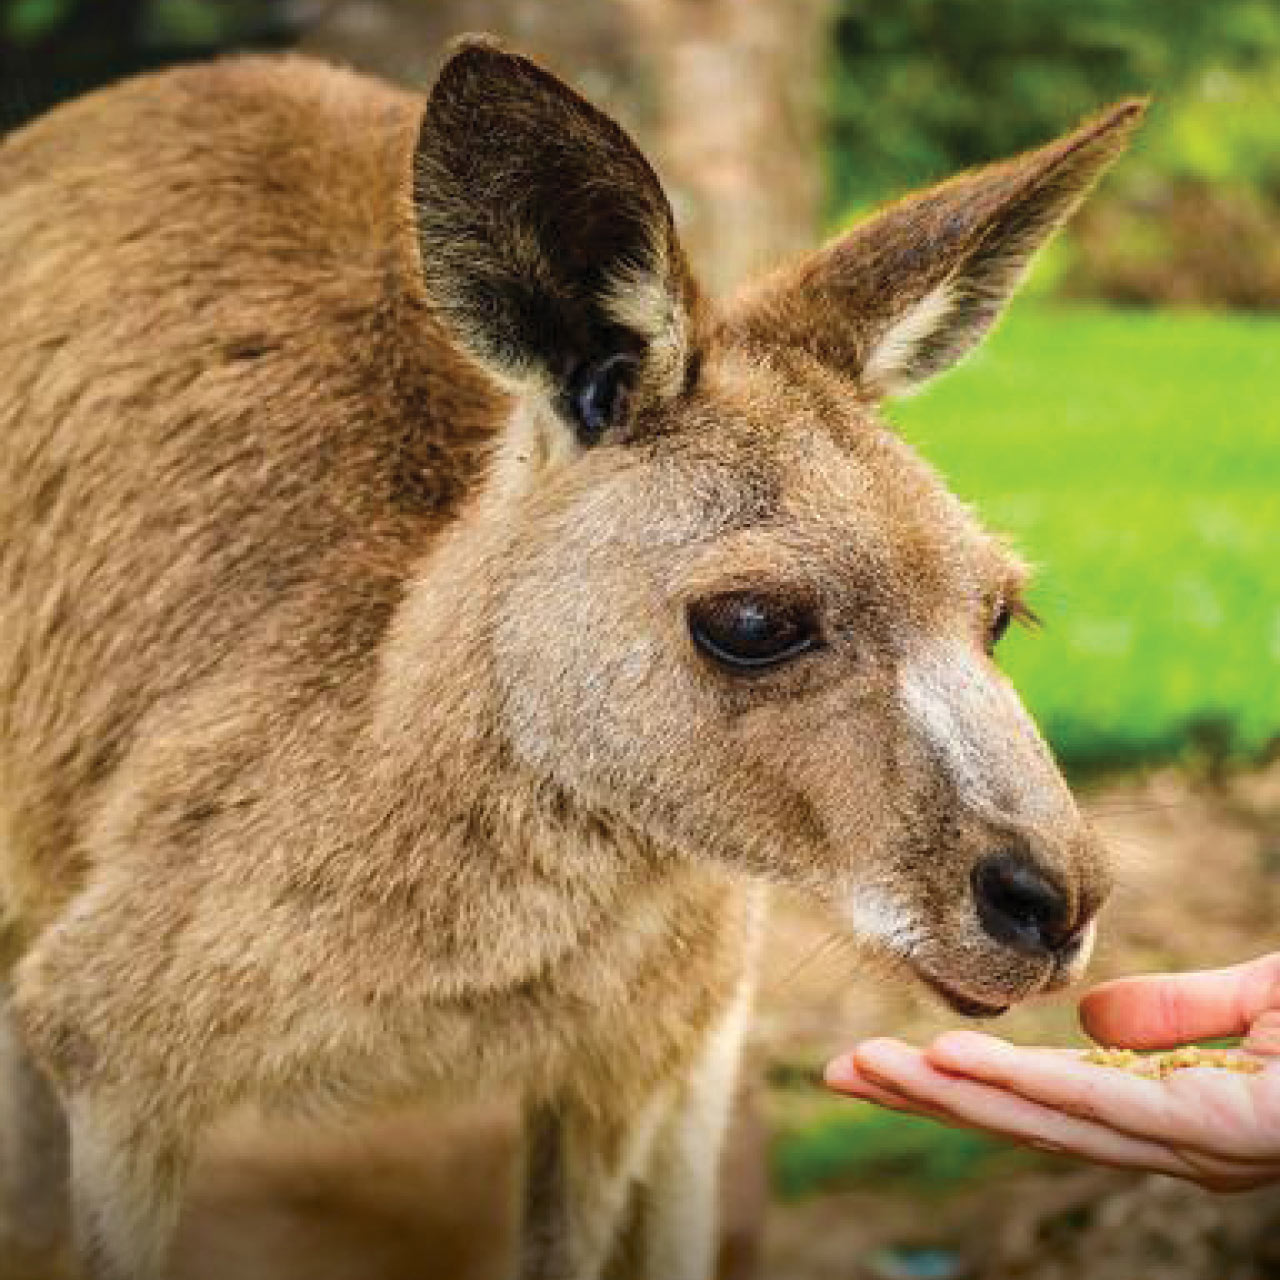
xmin=0 ymin=45 xmax=1139 ymax=1279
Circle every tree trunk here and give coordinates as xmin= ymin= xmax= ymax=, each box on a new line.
xmin=299 ymin=0 xmax=831 ymax=294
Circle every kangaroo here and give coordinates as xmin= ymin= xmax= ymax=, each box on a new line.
xmin=0 ymin=37 xmax=1141 ymax=1280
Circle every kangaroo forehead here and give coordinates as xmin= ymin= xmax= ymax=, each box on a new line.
xmin=643 ymin=410 xmax=990 ymax=558
xmin=602 ymin=443 xmax=1008 ymax=628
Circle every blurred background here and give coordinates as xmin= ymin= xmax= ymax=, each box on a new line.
xmin=1 ymin=3 xmax=1277 ymax=1279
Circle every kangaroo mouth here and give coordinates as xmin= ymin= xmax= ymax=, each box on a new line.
xmin=916 ymin=970 xmax=1010 ymax=1019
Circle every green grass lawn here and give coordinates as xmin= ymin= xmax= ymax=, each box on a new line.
xmin=889 ymin=303 xmax=1280 ymax=775
xmin=772 ymin=1101 xmax=1022 ymax=1199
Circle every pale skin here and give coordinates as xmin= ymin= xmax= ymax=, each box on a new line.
xmin=825 ymin=952 xmax=1280 ymax=1191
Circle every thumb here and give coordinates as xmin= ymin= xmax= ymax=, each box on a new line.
xmin=1080 ymin=953 xmax=1280 ymax=1050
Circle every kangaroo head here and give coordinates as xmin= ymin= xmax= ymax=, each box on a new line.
xmin=409 ymin=41 xmax=1143 ymax=1015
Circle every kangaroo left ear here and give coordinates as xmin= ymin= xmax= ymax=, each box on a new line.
xmin=412 ymin=38 xmax=700 ymax=446
xmin=727 ymin=100 xmax=1145 ymax=398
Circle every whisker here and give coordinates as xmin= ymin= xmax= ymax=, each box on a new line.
xmin=773 ymin=929 xmax=847 ymax=995
xmin=1087 ymin=799 xmax=1196 ymax=819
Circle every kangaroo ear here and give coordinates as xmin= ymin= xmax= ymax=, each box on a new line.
xmin=728 ymin=101 xmax=1145 ymax=398
xmin=412 ymin=39 xmax=699 ymax=443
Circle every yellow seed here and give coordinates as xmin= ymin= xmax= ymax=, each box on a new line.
xmin=1082 ymin=1046 xmax=1264 ymax=1077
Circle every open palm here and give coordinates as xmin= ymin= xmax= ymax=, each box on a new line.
xmin=825 ymin=953 xmax=1280 ymax=1191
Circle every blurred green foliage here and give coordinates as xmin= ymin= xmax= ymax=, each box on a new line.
xmin=891 ymin=303 xmax=1280 ymax=775
xmin=0 ymin=0 xmax=294 ymax=131
xmin=4 ymin=0 xmax=69 ymax=43
xmin=826 ymin=0 xmax=1280 ymax=216
xmin=827 ymin=1 xmax=1280 ymax=304
xmin=773 ymin=1101 xmax=1014 ymax=1198
xmin=1 ymin=0 xmax=273 ymax=47
xmin=1146 ymin=70 xmax=1280 ymax=186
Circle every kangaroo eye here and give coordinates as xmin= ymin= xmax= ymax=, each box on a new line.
xmin=567 ymin=353 xmax=636 ymax=445
xmin=688 ymin=592 xmax=821 ymax=673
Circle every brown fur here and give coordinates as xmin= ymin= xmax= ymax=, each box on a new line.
xmin=0 ymin=39 xmax=1141 ymax=1279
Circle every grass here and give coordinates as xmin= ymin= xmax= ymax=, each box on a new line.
xmin=888 ymin=303 xmax=1280 ymax=776
xmin=772 ymin=1101 xmax=1014 ymax=1199
xmin=767 ymin=1084 xmax=1060 ymax=1201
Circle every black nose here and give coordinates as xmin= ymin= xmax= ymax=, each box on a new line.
xmin=971 ymin=850 xmax=1076 ymax=956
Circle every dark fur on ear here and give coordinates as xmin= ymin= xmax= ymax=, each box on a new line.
xmin=413 ymin=38 xmax=699 ymax=415
xmin=727 ymin=100 xmax=1146 ymax=397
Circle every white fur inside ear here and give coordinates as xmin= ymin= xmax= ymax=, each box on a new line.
xmin=601 ymin=262 xmax=672 ymax=343
xmin=600 ymin=257 xmax=687 ymax=400
xmin=861 ymin=279 xmax=957 ymax=397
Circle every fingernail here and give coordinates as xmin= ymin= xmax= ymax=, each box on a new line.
xmin=854 ymin=1039 xmax=907 ymax=1078
xmin=928 ymin=1029 xmax=989 ymax=1064
xmin=823 ymin=1055 xmax=860 ymax=1089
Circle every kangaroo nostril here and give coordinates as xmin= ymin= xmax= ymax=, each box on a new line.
xmin=971 ymin=850 xmax=1074 ymax=957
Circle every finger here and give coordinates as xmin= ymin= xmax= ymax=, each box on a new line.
xmin=1186 ymin=1165 xmax=1280 ymax=1193
xmin=839 ymin=1042 xmax=1279 ymax=1190
xmin=824 ymin=1049 xmax=900 ymax=1095
xmin=928 ymin=1030 xmax=1185 ymax=1136
xmin=927 ymin=1029 xmax=1280 ymax=1162
xmin=1081 ymin=954 xmax=1280 ymax=1050
xmin=1173 ymin=1145 xmax=1280 ymax=1190
xmin=840 ymin=1076 xmax=953 ymax=1124
xmin=825 ymin=1051 xmax=955 ymax=1124
xmin=854 ymin=1038 xmax=1200 ymax=1178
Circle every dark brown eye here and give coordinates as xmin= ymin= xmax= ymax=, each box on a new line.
xmin=688 ymin=592 xmax=820 ymax=673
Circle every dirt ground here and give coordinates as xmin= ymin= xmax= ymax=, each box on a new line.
xmin=4 ymin=760 xmax=1278 ymax=1279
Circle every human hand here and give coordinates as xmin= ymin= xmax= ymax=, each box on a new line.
xmin=824 ymin=953 xmax=1280 ymax=1190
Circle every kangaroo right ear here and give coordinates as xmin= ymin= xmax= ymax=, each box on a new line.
xmin=412 ymin=40 xmax=700 ymax=445
xmin=725 ymin=100 xmax=1144 ymax=399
